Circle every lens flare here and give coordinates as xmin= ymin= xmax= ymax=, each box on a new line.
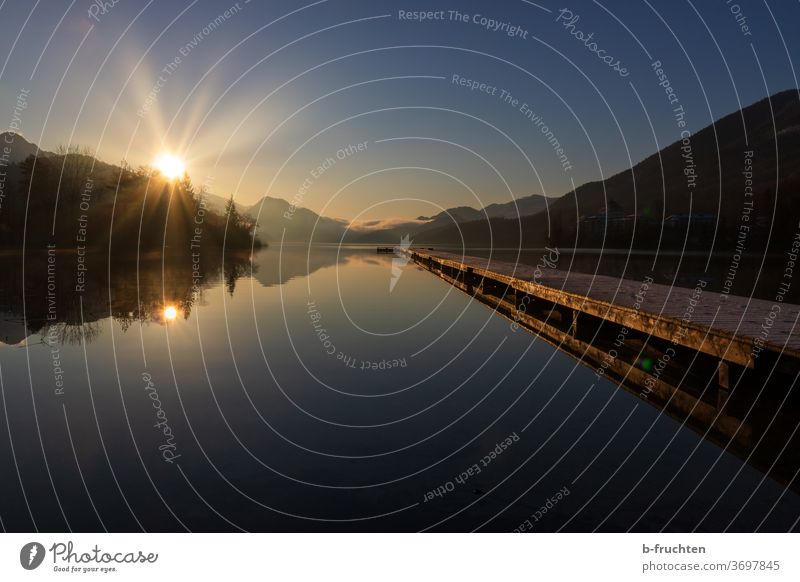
xmin=164 ymin=305 xmax=178 ymax=321
xmin=154 ymin=154 xmax=185 ymax=179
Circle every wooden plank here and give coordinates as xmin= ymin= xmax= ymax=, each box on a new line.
xmin=408 ymin=249 xmax=800 ymax=366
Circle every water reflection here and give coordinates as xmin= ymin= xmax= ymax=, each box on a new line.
xmin=416 ymin=251 xmax=800 ymax=496
xmin=250 ymin=243 xmax=351 ymax=288
xmin=0 ymin=249 xmax=253 ymax=346
xmin=0 ymin=244 xmax=797 ymax=532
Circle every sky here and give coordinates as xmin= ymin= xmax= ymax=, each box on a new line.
xmin=1 ymin=0 xmax=798 ymax=221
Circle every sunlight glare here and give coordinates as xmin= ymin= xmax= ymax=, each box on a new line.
xmin=164 ymin=305 xmax=178 ymax=321
xmin=154 ymin=154 xmax=186 ymax=179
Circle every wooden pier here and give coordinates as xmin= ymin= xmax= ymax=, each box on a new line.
xmin=408 ymin=249 xmax=800 ymax=368
xmin=406 ymin=248 xmax=800 ymax=491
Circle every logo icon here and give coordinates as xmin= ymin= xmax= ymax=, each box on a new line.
xmin=390 ymin=234 xmax=413 ymax=293
xmin=20 ymin=542 xmax=46 ymax=570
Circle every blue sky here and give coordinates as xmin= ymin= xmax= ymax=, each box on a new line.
xmin=1 ymin=0 xmax=798 ymax=220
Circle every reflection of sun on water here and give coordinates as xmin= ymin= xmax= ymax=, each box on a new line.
xmin=154 ymin=153 xmax=185 ymax=179
xmin=163 ymin=305 xmax=178 ymax=321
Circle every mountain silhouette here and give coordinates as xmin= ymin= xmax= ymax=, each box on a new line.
xmin=410 ymin=89 xmax=800 ymax=250
xmin=0 ymin=132 xmax=52 ymax=164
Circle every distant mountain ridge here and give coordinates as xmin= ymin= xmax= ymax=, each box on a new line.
xmin=418 ymin=194 xmax=548 ymax=222
xmin=407 ymin=89 xmax=800 ymax=249
xmin=236 ymin=193 xmax=549 ymax=243
xmin=243 ymin=196 xmax=349 ymax=243
xmin=0 ymin=134 xmax=547 ymax=245
xmin=9 ymin=89 xmax=798 ymax=249
xmin=0 ymin=132 xmax=53 ymax=164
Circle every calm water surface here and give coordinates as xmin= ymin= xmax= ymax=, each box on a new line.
xmin=0 ymin=244 xmax=798 ymax=531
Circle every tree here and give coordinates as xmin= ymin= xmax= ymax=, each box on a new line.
xmin=225 ymin=195 xmax=240 ymax=228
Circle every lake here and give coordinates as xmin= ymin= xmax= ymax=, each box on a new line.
xmin=0 ymin=244 xmax=798 ymax=532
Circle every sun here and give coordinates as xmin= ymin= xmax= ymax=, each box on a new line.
xmin=154 ymin=153 xmax=185 ymax=179
xmin=163 ymin=305 xmax=178 ymax=321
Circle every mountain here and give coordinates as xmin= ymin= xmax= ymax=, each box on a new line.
xmin=350 ymin=194 xmax=549 ymax=244
xmin=412 ymin=89 xmax=800 ymax=249
xmin=0 ymin=132 xmax=51 ymax=165
xmin=243 ymin=196 xmax=350 ymax=243
xmin=237 ymin=193 xmax=548 ymax=244
xmin=11 ymin=90 xmax=797 ymax=250
xmin=483 ymin=194 xmax=549 ymax=219
xmin=417 ymin=206 xmax=484 ymax=223
xmin=415 ymin=194 xmax=547 ymax=224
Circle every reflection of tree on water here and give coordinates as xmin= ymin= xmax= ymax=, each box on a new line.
xmin=224 ymin=258 xmax=254 ymax=296
xmin=0 ymin=249 xmax=253 ymax=346
xmin=40 ymin=321 xmax=103 ymax=346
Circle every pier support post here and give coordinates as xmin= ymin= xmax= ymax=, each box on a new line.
xmin=718 ymin=361 xmax=730 ymax=390
xmin=570 ymin=310 xmax=579 ymax=337
xmin=717 ymin=361 xmax=730 ymax=412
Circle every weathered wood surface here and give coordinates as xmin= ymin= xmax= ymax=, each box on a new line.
xmin=408 ymin=249 xmax=800 ymax=365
